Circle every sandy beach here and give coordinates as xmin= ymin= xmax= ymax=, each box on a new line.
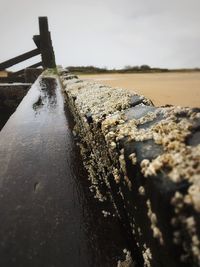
xmin=0 ymin=71 xmax=7 ymax=77
xmin=80 ymin=72 xmax=200 ymax=107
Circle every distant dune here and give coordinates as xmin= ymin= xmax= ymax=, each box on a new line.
xmin=80 ymin=72 xmax=200 ymax=108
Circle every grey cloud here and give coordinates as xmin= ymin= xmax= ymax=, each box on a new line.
xmin=0 ymin=0 xmax=200 ymax=70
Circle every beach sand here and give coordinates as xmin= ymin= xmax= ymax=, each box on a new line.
xmin=0 ymin=71 xmax=7 ymax=77
xmin=80 ymin=72 xmax=200 ymax=108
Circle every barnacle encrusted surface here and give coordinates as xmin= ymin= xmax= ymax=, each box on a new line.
xmin=60 ymin=73 xmax=200 ymax=267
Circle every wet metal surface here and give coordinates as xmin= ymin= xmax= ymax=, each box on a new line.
xmin=0 ymin=76 xmax=127 ymax=267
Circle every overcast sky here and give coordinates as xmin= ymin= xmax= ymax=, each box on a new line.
xmin=0 ymin=0 xmax=200 ymax=70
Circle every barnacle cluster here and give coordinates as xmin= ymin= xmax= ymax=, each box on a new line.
xmin=117 ymin=248 xmax=134 ymax=267
xmin=60 ymin=72 xmax=200 ymax=267
xmin=146 ymin=199 xmax=164 ymax=245
xmin=142 ymin=244 xmax=152 ymax=267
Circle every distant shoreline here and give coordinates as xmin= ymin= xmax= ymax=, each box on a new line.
xmin=79 ymin=72 xmax=200 ymax=108
xmin=66 ymin=65 xmax=200 ymax=75
xmin=77 ymin=69 xmax=200 ymax=75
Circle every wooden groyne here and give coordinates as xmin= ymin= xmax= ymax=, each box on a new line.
xmin=0 ymin=72 xmax=132 ymax=266
xmin=60 ymin=71 xmax=200 ymax=267
xmin=0 ymin=15 xmax=200 ymax=267
xmin=0 ymin=17 xmax=55 ymax=130
xmin=0 ymin=16 xmax=56 ymax=83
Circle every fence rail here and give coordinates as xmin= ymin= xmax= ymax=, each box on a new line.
xmin=0 ymin=16 xmax=56 ymax=83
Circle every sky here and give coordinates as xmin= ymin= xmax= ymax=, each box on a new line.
xmin=0 ymin=0 xmax=200 ymax=71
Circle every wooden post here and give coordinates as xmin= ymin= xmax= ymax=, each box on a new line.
xmin=39 ymin=17 xmax=56 ymax=69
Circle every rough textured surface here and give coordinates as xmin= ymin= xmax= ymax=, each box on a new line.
xmin=0 ymin=83 xmax=31 ymax=130
xmin=0 ymin=83 xmax=31 ymax=109
xmin=60 ymin=73 xmax=200 ymax=267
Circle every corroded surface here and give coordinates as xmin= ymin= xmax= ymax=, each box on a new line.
xmin=61 ymin=73 xmax=200 ymax=267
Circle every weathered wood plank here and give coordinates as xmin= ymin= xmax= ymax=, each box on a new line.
xmin=0 ymin=77 xmax=25 ymax=83
xmin=0 ymin=75 xmax=128 ymax=267
xmin=10 ymin=62 xmax=42 ymax=76
xmin=0 ymin=49 xmax=40 ymax=71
